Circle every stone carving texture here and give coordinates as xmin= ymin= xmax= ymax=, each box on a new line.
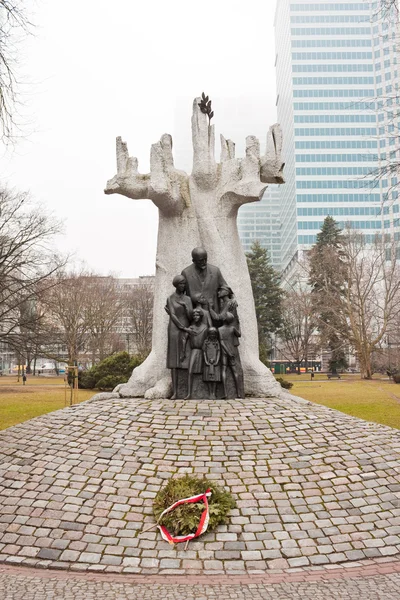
xmin=105 ymin=98 xmax=285 ymax=399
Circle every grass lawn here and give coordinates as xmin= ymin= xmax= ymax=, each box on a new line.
xmin=2 ymin=373 xmax=400 ymax=432
xmin=285 ymin=373 xmax=400 ymax=430
xmin=0 ymin=376 xmax=94 ymax=430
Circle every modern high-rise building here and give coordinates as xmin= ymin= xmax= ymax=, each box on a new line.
xmin=274 ymin=0 xmax=400 ymax=274
xmin=238 ymin=185 xmax=282 ymax=267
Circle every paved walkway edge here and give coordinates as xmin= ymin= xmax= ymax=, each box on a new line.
xmin=2 ymin=557 xmax=400 ymax=584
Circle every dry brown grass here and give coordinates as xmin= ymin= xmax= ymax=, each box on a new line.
xmin=0 ymin=376 xmax=93 ymax=430
xmin=284 ymin=373 xmax=400 ymax=430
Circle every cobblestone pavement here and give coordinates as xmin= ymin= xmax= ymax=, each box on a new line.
xmin=1 ymin=396 xmax=400 ymax=574
xmin=2 ymin=563 xmax=400 ymax=599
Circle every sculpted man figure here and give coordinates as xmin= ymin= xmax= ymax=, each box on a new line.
xmin=182 ymin=248 xmax=228 ymax=317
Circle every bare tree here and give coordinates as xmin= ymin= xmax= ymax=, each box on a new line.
xmin=0 ymin=1 xmax=32 ymax=142
xmin=84 ymin=276 xmax=124 ymax=362
xmin=368 ymin=0 xmax=400 ymax=199
xmin=40 ymin=272 xmax=128 ymax=366
xmin=13 ymin=298 xmax=45 ymax=373
xmin=125 ymin=280 xmax=154 ymax=359
xmin=0 ymin=186 xmax=65 ymax=352
xmin=278 ymin=281 xmax=318 ymax=374
xmin=376 ymin=0 xmax=399 ymax=21
xmin=343 ymin=233 xmax=400 ymax=378
xmin=40 ymin=271 xmax=94 ymax=367
xmin=312 ymin=231 xmax=400 ymax=379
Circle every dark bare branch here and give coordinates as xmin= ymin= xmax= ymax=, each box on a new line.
xmin=0 ymin=0 xmax=33 ymax=143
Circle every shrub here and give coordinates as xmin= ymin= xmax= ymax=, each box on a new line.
xmin=78 ymin=352 xmax=143 ymax=390
xmin=393 ymin=373 xmax=400 ymax=384
xmin=275 ymin=376 xmax=293 ymax=390
xmin=328 ymin=356 xmax=348 ymax=373
xmin=78 ymin=370 xmax=97 ymax=390
xmin=153 ymin=474 xmax=236 ymax=538
xmin=95 ymin=375 xmax=127 ymax=391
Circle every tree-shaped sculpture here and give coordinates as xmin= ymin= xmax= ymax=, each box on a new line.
xmin=105 ymin=97 xmax=285 ymax=399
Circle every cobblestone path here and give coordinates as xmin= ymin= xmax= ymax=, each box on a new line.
xmin=2 ymin=563 xmax=400 ymax=599
xmin=0 ymin=396 xmax=400 ymax=574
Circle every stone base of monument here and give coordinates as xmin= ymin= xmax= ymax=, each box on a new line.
xmin=1 ymin=395 xmax=400 ymax=575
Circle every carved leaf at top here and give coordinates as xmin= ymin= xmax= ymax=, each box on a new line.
xmin=198 ymin=92 xmax=214 ymax=124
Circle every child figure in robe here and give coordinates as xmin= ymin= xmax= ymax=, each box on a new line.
xmin=192 ymin=293 xmax=213 ymax=327
xmin=202 ymin=327 xmax=221 ymax=399
xmin=218 ymin=312 xmax=244 ymax=399
xmin=183 ymin=308 xmax=208 ymax=399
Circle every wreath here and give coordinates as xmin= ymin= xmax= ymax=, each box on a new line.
xmin=151 ymin=475 xmax=235 ymax=545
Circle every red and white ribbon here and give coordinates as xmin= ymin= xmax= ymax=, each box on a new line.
xmin=157 ymin=489 xmax=212 ymax=544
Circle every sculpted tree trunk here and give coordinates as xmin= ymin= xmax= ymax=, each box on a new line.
xmin=105 ymin=98 xmax=285 ymax=399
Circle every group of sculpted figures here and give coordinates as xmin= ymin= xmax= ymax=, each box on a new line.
xmin=166 ymin=248 xmax=244 ymax=400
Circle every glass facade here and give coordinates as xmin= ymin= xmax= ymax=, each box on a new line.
xmin=275 ymin=0 xmax=400 ymax=272
xmin=238 ymin=185 xmax=282 ymax=268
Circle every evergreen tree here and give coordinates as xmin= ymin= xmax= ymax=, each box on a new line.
xmin=315 ymin=215 xmax=343 ymax=248
xmin=246 ymin=241 xmax=284 ymax=363
xmin=308 ymin=216 xmax=348 ymax=371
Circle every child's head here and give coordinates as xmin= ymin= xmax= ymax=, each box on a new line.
xmin=193 ymin=308 xmax=203 ymax=323
xmin=207 ymin=327 xmax=218 ymax=340
xmin=218 ymin=286 xmax=230 ymax=299
xmin=172 ymin=274 xmax=186 ymax=292
xmin=223 ymin=312 xmax=234 ymax=325
xmin=193 ymin=292 xmax=203 ymax=306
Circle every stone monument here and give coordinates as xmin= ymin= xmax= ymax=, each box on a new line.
xmin=165 ymin=248 xmax=245 ymax=399
xmin=105 ymin=95 xmax=285 ymax=399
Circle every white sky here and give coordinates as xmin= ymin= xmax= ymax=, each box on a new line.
xmin=0 ymin=0 xmax=278 ymax=277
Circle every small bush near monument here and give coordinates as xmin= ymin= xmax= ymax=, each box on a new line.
xmin=79 ymin=352 xmax=143 ymax=390
xmin=275 ymin=376 xmax=293 ymax=390
xmin=153 ymin=475 xmax=235 ymax=537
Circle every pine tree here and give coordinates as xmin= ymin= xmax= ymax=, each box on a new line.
xmin=315 ymin=215 xmax=343 ymax=248
xmin=308 ymin=216 xmax=348 ymax=371
xmin=246 ymin=241 xmax=284 ymax=363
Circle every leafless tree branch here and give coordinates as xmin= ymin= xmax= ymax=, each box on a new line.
xmin=0 ymin=186 xmax=67 ymax=357
xmin=0 ymin=1 xmax=33 ymax=142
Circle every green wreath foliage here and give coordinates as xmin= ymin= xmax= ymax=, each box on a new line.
xmin=153 ymin=475 xmax=236 ymax=538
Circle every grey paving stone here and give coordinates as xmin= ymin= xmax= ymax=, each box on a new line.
xmin=0 ymin=396 xmax=400 ymax=576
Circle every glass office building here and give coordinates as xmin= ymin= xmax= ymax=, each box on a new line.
xmin=275 ymin=0 xmax=400 ymax=273
xmin=238 ymin=185 xmax=282 ymax=268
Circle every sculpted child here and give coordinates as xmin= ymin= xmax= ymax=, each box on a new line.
xmin=209 ymin=285 xmax=239 ymax=328
xmin=192 ymin=292 xmax=213 ymax=328
xmin=182 ymin=308 xmax=208 ymax=399
xmin=202 ymin=327 xmax=221 ymax=399
xmin=218 ymin=312 xmax=244 ymax=399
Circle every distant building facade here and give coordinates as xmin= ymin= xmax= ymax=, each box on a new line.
xmin=275 ymin=0 xmax=400 ymax=275
xmin=238 ymin=185 xmax=282 ymax=269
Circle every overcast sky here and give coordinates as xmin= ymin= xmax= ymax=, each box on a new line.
xmin=0 ymin=0 xmax=278 ymax=277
